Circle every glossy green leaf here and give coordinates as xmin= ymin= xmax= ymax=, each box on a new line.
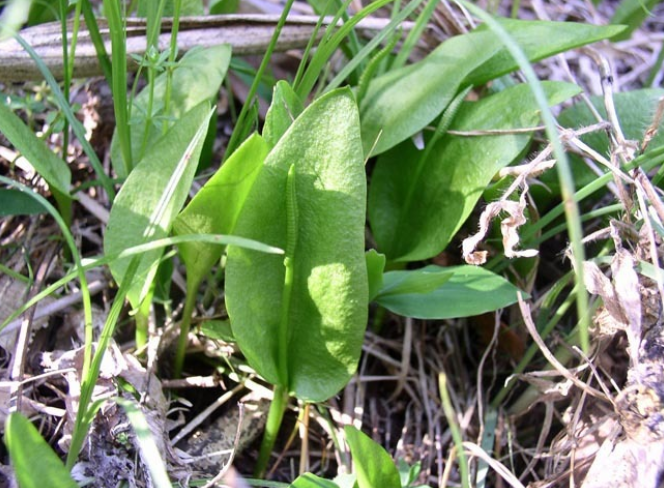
xmin=104 ymin=103 xmax=212 ymax=307
xmin=225 ymin=89 xmax=368 ymax=402
xmin=290 ymin=473 xmax=340 ymax=488
xmin=466 ymin=20 xmax=626 ymax=86
xmin=366 ymin=249 xmax=386 ymax=301
xmin=345 ymin=426 xmax=401 ymax=488
xmin=111 ymin=44 xmax=231 ymax=178
xmin=0 ymin=189 xmax=47 ymax=215
xmin=173 ymin=133 xmax=269 ymax=288
xmin=263 ymin=80 xmax=304 ymax=148
xmin=0 ymin=101 xmax=70 ymax=196
xmin=5 ymin=412 xmax=78 ymax=488
xmin=375 ymin=265 xmax=523 ymax=319
xmin=368 ymin=81 xmax=581 ymax=262
xmin=359 ymin=31 xmax=500 ymax=157
xmin=610 ymin=0 xmax=658 ymax=41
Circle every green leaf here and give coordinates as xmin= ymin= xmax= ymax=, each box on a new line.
xmin=263 ymin=80 xmax=305 ymax=148
xmin=538 ymin=88 xmax=664 ymax=202
xmin=0 ymin=0 xmax=31 ymax=39
xmin=114 ymin=399 xmax=171 ymax=488
xmin=104 ymin=102 xmax=212 ymax=307
xmin=290 ymin=473 xmax=340 ymax=488
xmin=333 ymin=473 xmax=358 ymax=488
xmin=466 ymin=19 xmax=626 ymax=86
xmin=610 ymin=0 xmax=658 ymax=41
xmin=368 ymin=81 xmax=580 ymax=262
xmin=111 ymin=44 xmax=231 ymax=178
xmin=27 ymin=0 xmax=59 ymax=25
xmin=5 ymin=412 xmax=78 ymax=488
xmin=0 ymin=101 xmax=70 ymax=196
xmin=138 ymin=0 xmax=204 ymax=17
xmin=377 ymin=267 xmax=453 ymax=298
xmin=225 ymin=89 xmax=368 ymax=402
xmin=199 ymin=319 xmax=234 ymax=342
xmin=366 ymin=249 xmax=386 ymax=302
xmin=173 ymin=133 xmax=269 ymax=289
xmin=210 ymin=0 xmax=240 ymax=14
xmin=345 ymin=426 xmax=401 ymax=488
xmin=560 ymin=88 xmax=664 ymax=153
xmin=375 ymin=265 xmax=524 ymax=319
xmin=0 ymin=189 xmax=47 ymax=216
xmin=397 ymin=459 xmax=422 ymax=488
xmin=359 ymin=30 xmax=500 ymax=157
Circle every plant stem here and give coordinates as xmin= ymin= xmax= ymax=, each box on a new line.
xmin=174 ymin=278 xmax=199 ymax=377
xmin=439 ymin=373 xmax=470 ymax=488
xmin=255 ymin=384 xmax=289 ymax=478
xmin=224 ymin=0 xmax=297 ymax=159
xmin=134 ymin=298 xmax=151 ymax=350
xmin=103 ymin=0 xmax=132 ymax=176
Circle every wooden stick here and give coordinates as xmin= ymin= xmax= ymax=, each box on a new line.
xmin=0 ymin=15 xmax=405 ymax=81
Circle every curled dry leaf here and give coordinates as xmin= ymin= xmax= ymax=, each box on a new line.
xmin=463 ymin=187 xmax=538 ymax=265
xmin=582 ymin=223 xmax=642 ymax=364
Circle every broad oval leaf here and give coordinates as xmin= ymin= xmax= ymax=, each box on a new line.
xmin=225 ymin=88 xmax=368 ymax=403
xmin=359 ymin=19 xmax=622 ymax=159
xmin=345 ymin=426 xmax=401 ymax=488
xmin=5 ymin=412 xmax=78 ymax=488
xmin=466 ymin=20 xmax=626 ymax=86
xmin=173 ymin=133 xmax=270 ymax=289
xmin=375 ymin=265 xmax=524 ymax=319
xmin=0 ymin=101 xmax=70 ymax=196
xmin=359 ymin=30 xmax=500 ymax=157
xmin=104 ymin=102 xmax=212 ymax=307
xmin=111 ymin=44 xmax=231 ymax=178
xmin=368 ymin=81 xmax=580 ymax=262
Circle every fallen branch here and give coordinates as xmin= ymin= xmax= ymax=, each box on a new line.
xmin=0 ymin=14 xmax=404 ymax=81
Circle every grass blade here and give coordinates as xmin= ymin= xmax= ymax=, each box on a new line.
xmin=459 ymin=1 xmax=590 ymax=353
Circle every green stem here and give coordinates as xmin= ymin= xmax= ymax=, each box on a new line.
xmin=81 ymin=0 xmax=113 ymax=84
xmin=439 ymin=373 xmax=470 ymax=488
xmin=224 ymin=0 xmax=297 ymax=159
xmin=135 ymin=288 xmax=154 ymax=350
xmin=162 ymin=0 xmax=182 ymax=132
xmin=255 ymin=384 xmax=289 ymax=478
xmin=59 ymin=0 xmax=70 ymax=166
xmin=103 ymin=0 xmax=132 ymax=176
xmin=174 ymin=278 xmax=199 ymax=377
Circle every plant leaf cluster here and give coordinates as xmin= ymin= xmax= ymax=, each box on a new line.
xmin=2 ymin=1 xmax=654 ymax=486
